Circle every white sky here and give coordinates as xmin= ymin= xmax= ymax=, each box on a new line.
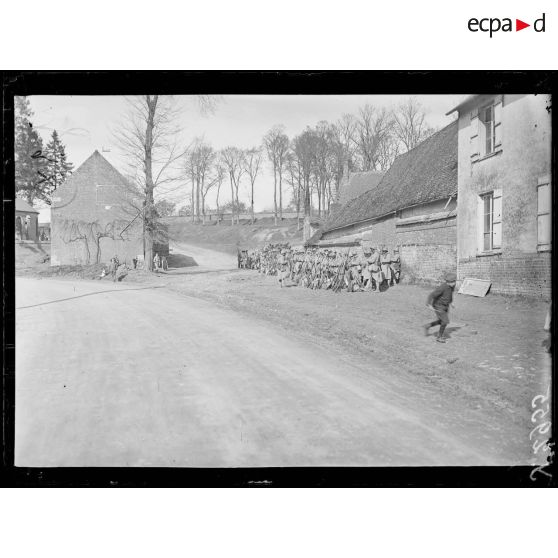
xmin=28 ymin=94 xmax=465 ymax=215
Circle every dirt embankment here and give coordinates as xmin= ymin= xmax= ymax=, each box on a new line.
xmin=163 ymin=216 xmax=304 ymax=254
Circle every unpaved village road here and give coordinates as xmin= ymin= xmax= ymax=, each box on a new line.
xmin=15 ymin=276 xmax=519 ymax=467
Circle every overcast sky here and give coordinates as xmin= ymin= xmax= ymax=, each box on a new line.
xmin=28 ymin=94 xmax=466 ymax=214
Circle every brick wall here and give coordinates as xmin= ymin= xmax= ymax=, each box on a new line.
xmin=401 ymin=244 xmax=456 ymax=285
xmin=458 ymin=250 xmax=551 ymax=298
xmin=51 ymin=151 xmax=147 ymax=266
xmin=397 ymin=217 xmax=457 ymax=285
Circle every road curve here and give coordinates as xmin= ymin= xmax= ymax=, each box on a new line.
xmin=16 ymin=277 xmax=504 ymax=467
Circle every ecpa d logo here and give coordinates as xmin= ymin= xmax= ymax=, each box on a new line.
xmin=468 ymin=13 xmax=546 ymax=37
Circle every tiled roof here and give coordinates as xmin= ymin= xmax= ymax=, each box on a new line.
xmin=15 ymin=198 xmax=39 ymax=213
xmin=338 ymin=170 xmax=384 ymax=206
xmin=323 ymin=121 xmax=458 ymax=233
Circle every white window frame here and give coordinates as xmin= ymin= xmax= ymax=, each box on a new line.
xmin=471 ymin=97 xmax=502 ymax=163
xmin=479 ymin=104 xmax=496 ymax=156
xmin=478 ymin=190 xmax=502 ymax=253
xmin=537 ymin=176 xmax=551 ymax=251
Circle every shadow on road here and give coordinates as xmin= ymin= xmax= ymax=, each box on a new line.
xmin=168 ymin=253 xmax=198 ymax=268
xmin=166 ymin=267 xmax=241 ymax=276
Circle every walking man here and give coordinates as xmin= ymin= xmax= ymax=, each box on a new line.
xmin=423 ymin=272 xmax=457 ymax=343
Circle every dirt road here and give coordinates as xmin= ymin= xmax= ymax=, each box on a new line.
xmin=15 ymin=277 xmax=516 ymax=467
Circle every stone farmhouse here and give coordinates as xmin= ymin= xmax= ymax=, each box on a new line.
xmin=448 ymin=93 xmax=551 ymax=297
xmin=51 ymin=150 xmax=168 ymax=266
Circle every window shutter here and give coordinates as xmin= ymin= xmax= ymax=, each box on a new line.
xmin=477 ymin=195 xmax=485 ymax=252
xmin=494 ymin=99 xmax=502 ymax=149
xmin=492 ymin=189 xmax=502 ymax=249
xmin=470 ymin=108 xmax=480 ymax=162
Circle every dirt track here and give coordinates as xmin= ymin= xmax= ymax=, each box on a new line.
xmin=15 ymin=243 xmax=551 ymax=467
xmin=13 ymin=274 xmax=534 ymax=467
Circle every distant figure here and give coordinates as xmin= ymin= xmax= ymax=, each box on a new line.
xmin=109 ymin=255 xmax=120 ymax=281
xmin=24 ymin=215 xmax=31 ymax=240
xmin=153 ymin=252 xmax=161 ymax=271
xmin=366 ymin=247 xmax=382 ymax=293
xmin=15 ymin=217 xmax=22 ymax=240
xmin=161 ymin=255 xmax=168 ymax=271
xmin=423 ymin=272 xmax=457 ymax=343
xmin=132 ymin=257 xmax=138 ymax=269
xmin=390 ymin=248 xmax=401 ymax=285
xmin=380 ymin=248 xmax=392 ymax=288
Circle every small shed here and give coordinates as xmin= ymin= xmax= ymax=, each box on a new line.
xmin=15 ymin=198 xmax=39 ymax=241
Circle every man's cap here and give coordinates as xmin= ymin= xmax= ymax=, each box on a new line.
xmin=445 ymin=272 xmax=457 ymax=282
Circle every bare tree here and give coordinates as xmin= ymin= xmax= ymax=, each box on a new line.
xmin=113 ymin=95 xmax=219 ymax=270
xmin=220 ymin=147 xmax=246 ymax=225
xmin=263 ymin=125 xmax=289 ymax=225
xmin=353 ymin=104 xmax=395 ymax=171
xmin=212 ymin=161 xmax=226 ymax=224
xmin=243 ymin=147 xmax=263 ymax=224
xmin=335 ymin=113 xmax=358 ymax=171
xmin=292 ymin=128 xmax=317 ymax=218
xmin=285 ymin=150 xmax=303 ymax=228
xmin=393 ymin=98 xmax=436 ymax=152
xmin=184 ymin=138 xmax=215 ymax=223
xmin=113 ymin=95 xmax=185 ymax=270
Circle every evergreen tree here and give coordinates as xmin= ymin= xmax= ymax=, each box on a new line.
xmin=14 ymin=97 xmax=47 ymax=205
xmin=43 ymin=129 xmax=74 ymax=199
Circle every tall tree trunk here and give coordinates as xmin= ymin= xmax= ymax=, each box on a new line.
xmin=251 ymin=180 xmax=255 ymax=224
xmin=216 ymin=184 xmax=221 ymax=226
xmin=278 ymin=167 xmax=283 ymax=221
xmin=196 ymin=178 xmax=201 ymax=223
xmin=304 ymin=176 xmax=311 ymax=217
xmin=191 ymin=181 xmax=195 ymax=223
xmin=235 ymin=183 xmax=240 ymax=225
xmin=273 ymin=164 xmax=277 ymax=226
xmin=230 ymin=174 xmax=235 ymax=226
xmin=296 ymin=180 xmax=301 ymax=230
xmin=144 ymin=95 xmax=157 ymax=272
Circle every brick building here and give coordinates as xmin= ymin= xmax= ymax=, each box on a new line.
xmin=310 ymin=121 xmax=458 ymax=285
xmin=448 ymin=94 xmax=551 ymax=297
xmin=51 ymin=150 xmax=167 ymax=266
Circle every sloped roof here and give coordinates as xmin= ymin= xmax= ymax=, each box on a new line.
xmin=338 ymin=170 xmax=384 ymax=206
xmin=53 ymin=150 xmax=139 ymax=211
xmin=323 ymin=121 xmax=458 ymax=233
xmin=15 ymin=198 xmax=39 ymax=213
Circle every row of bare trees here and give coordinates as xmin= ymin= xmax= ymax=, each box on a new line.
xmin=184 ymin=142 xmax=264 ymax=225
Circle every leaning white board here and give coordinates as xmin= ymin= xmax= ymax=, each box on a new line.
xmin=458 ymin=277 xmax=492 ymax=297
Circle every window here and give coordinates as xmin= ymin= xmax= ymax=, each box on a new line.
xmin=470 ymin=97 xmax=502 ymax=161
xmin=480 ymin=191 xmax=502 ymax=252
xmin=537 ymin=178 xmax=551 ymax=250
xmin=480 ymin=105 xmax=495 ymax=155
